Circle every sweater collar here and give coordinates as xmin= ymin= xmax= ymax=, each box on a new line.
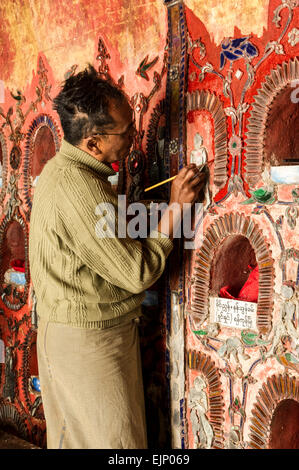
xmin=59 ymin=139 xmax=116 ymax=178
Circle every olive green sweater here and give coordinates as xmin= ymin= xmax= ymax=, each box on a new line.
xmin=29 ymin=139 xmax=173 ymax=329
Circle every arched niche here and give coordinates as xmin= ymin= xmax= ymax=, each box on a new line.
xmin=245 ymin=57 xmax=299 ymax=186
xmin=0 ymin=216 xmax=29 ymax=310
xmin=249 ymin=374 xmax=299 ymax=449
xmin=31 ymin=125 xmax=56 ymax=180
xmin=191 ymin=212 xmax=274 ymax=334
xmin=210 ymin=234 xmax=257 ymax=299
xmin=187 ymin=90 xmax=227 ymax=188
xmin=269 ymin=399 xmax=299 ymax=449
xmin=1 ymin=221 xmax=25 ymax=274
xmin=0 ymin=132 xmax=8 ymax=205
xmin=187 ymin=349 xmax=225 ymax=448
xmin=264 ymin=86 xmax=299 ymax=166
xmin=24 ymin=114 xmax=60 ymax=209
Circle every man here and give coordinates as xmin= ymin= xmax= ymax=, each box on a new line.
xmin=29 ymin=65 xmax=205 ymax=449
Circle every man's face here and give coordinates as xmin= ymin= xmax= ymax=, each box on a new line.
xmin=96 ymin=98 xmax=136 ymax=164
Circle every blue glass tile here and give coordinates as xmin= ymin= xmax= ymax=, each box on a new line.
xmin=231 ymin=37 xmax=247 ymax=48
xmin=246 ymin=42 xmax=258 ymax=56
xmin=223 ymin=50 xmax=239 ymax=61
xmin=220 ymin=52 xmax=225 ymax=69
xmin=31 ymin=377 xmax=41 ymax=393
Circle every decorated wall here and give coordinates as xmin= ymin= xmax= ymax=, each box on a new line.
xmin=0 ymin=0 xmax=298 ymax=449
xmin=175 ymin=0 xmax=299 ymax=449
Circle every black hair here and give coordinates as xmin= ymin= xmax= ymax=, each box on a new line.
xmin=53 ymin=65 xmax=126 ymax=145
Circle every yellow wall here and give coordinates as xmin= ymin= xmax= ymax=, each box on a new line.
xmin=185 ymin=0 xmax=269 ymax=44
xmin=0 ymin=0 xmax=167 ymax=89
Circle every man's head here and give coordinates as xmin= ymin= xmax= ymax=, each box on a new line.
xmin=53 ymin=65 xmax=136 ymax=164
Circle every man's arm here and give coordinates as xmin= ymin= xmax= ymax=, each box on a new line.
xmin=56 ymin=166 xmax=173 ymax=294
xmin=56 ymin=164 xmax=205 ymax=295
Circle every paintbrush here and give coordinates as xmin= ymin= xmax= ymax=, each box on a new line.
xmin=144 ymin=164 xmax=206 ymax=192
xmin=144 ymin=175 xmax=177 ymax=192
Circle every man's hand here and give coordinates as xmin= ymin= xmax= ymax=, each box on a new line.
xmin=157 ymin=164 xmax=206 ymax=240
xmin=169 ymin=164 xmax=206 ymax=207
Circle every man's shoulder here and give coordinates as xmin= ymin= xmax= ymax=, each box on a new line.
xmin=56 ymin=157 xmax=116 ymax=205
xmin=54 ymin=153 xmax=106 ymax=183
xmin=34 ymin=152 xmax=115 ymax=211
xmin=61 ymin=162 xmax=112 ymax=199
xmin=37 ymin=153 xmax=103 ymax=190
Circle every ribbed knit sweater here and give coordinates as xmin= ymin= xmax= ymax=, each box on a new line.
xmin=29 ymin=139 xmax=173 ymax=329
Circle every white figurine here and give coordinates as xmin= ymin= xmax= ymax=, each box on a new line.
xmin=190 ymin=133 xmax=207 ymax=167
xmin=188 ymin=376 xmax=214 ymax=449
xmin=218 ymin=336 xmax=250 ymax=365
xmin=190 ymin=133 xmax=211 ymax=209
xmin=265 ymin=285 xmax=299 ymax=358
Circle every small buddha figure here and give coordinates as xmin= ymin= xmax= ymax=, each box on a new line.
xmin=188 ymin=376 xmax=214 ymax=448
xmin=190 ymin=133 xmax=210 ymax=209
xmin=190 ymin=133 xmax=207 ymax=167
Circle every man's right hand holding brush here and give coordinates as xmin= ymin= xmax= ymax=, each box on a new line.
xmin=157 ymin=164 xmax=206 ymax=240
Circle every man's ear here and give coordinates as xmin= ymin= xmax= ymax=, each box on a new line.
xmin=86 ymin=137 xmax=102 ymax=155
